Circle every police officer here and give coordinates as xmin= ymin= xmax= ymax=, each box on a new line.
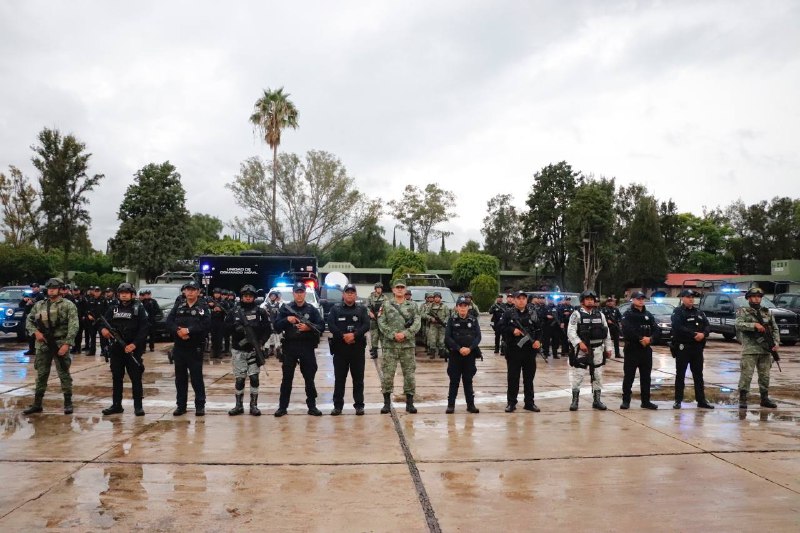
xmin=735 ymin=287 xmax=780 ymax=409
xmin=70 ymin=286 xmax=87 ymax=354
xmin=327 ymin=284 xmax=370 ymax=415
xmin=501 ymin=290 xmax=542 ymax=412
xmin=226 ymin=285 xmax=271 ymax=416
xmin=378 ymin=280 xmax=422 ymax=414
xmin=601 ymin=297 xmax=623 ymax=359
xmin=367 ymin=282 xmax=386 ymax=359
xmin=620 ymin=292 xmax=658 ymax=410
xmin=208 ymin=287 xmax=226 ymax=359
xmin=166 ymin=281 xmax=210 ymax=416
xmin=274 ymin=282 xmax=325 ymax=417
xmin=139 ymin=289 xmax=161 ymax=352
xmin=22 ymin=278 xmax=79 ymax=415
xmin=488 ymin=294 xmax=506 ymax=354
xmin=670 ymin=289 xmax=714 ymax=409
xmin=567 ymin=290 xmax=612 ymax=411
xmin=557 ymin=296 xmax=575 ymax=356
xmin=542 ymin=296 xmax=560 ymax=360
xmin=100 ymin=283 xmax=149 ymax=416
xmin=222 ymin=289 xmax=235 ymax=354
xmin=462 ymin=292 xmax=480 ymax=318
xmin=445 ymin=296 xmax=481 ymax=414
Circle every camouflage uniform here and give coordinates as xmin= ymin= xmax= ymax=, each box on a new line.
xmin=426 ymin=302 xmax=449 ymax=355
xmin=25 ymin=297 xmax=80 ymax=397
xmin=735 ymin=305 xmax=780 ymax=395
xmin=378 ymin=299 xmax=421 ymax=395
xmin=419 ymin=296 xmax=432 ymax=344
xmin=367 ymin=291 xmax=386 ymax=352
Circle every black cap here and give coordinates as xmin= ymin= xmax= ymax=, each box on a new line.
xmin=678 ymin=289 xmax=696 ymax=298
xmin=456 ymin=296 xmax=469 ymax=306
xmin=512 ymin=290 xmax=526 ymax=298
xmin=630 ymin=291 xmax=646 ymax=300
xmin=30 ymin=282 xmax=40 ymax=288
xmin=343 ymin=283 xmax=357 ymax=292
xmin=293 ymin=282 xmax=307 ymax=292
xmin=184 ymin=281 xmax=200 ymax=290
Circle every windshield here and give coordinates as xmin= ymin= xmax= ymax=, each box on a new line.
xmin=409 ymin=288 xmax=456 ymax=304
xmin=734 ymin=296 xmax=775 ymax=309
xmin=140 ymin=285 xmax=182 ymax=303
xmin=644 ymin=303 xmax=675 ymax=315
xmin=0 ymin=289 xmax=24 ymax=303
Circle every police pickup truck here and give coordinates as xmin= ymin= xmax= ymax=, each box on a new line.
xmin=699 ymin=290 xmax=799 ymax=346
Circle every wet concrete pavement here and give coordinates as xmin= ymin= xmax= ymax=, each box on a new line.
xmin=0 ymin=326 xmax=798 ymax=531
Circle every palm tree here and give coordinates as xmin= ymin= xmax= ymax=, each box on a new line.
xmin=249 ymin=87 xmax=298 ymax=245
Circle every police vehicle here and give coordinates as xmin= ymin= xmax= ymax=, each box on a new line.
xmin=699 ymin=289 xmax=799 ymax=345
xmin=0 ymin=285 xmax=30 ymax=339
xmin=617 ymin=300 xmax=675 ymax=343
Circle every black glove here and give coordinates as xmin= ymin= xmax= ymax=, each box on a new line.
xmin=235 ymin=324 xmax=246 ymax=335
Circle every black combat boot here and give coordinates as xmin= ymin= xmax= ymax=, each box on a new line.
xmin=173 ymin=406 xmax=187 ymax=416
xmin=102 ymin=403 xmax=123 ymax=415
xmin=620 ymin=394 xmax=631 ymax=410
xmin=759 ymin=391 xmax=777 ymax=408
xmin=63 ymin=393 xmax=73 ymax=415
xmin=523 ymin=402 xmax=540 ymax=412
xmin=249 ymin=394 xmax=261 ymax=416
xmin=273 ymin=407 xmax=287 ymax=417
xmin=696 ymin=399 xmax=715 ymax=409
xmin=466 ymin=402 xmax=479 ymax=414
xmin=133 ymin=398 xmax=145 ymax=417
xmin=380 ymin=393 xmax=392 ymax=414
xmin=195 ymin=405 xmax=205 ymax=416
xmin=641 ymin=401 xmax=658 ymax=410
xmin=23 ymin=393 xmax=44 ymax=415
xmin=228 ymin=394 xmax=244 ymax=416
xmin=370 ymin=348 xmax=378 ymax=359
xmin=330 ymin=407 xmax=342 ymax=416
xmin=445 ymin=403 xmax=455 ymax=414
xmin=592 ymin=390 xmax=607 ymax=410
xmin=569 ymin=390 xmax=579 ymax=411
xmin=307 ymin=400 xmax=322 ymax=416
xmin=504 ymin=404 xmax=516 ymax=413
xmin=405 ymin=394 xmax=417 ymax=414
xmin=738 ymin=389 xmax=748 ymax=409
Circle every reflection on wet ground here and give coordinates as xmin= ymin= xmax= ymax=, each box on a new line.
xmin=0 ymin=332 xmax=798 ymax=529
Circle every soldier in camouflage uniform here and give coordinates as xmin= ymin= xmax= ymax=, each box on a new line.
xmin=367 ymin=282 xmax=386 ymax=359
xmin=426 ymin=292 xmax=449 ymax=359
xmin=23 ymin=278 xmax=80 ymax=415
xmin=420 ymin=292 xmax=433 ymax=349
xmin=735 ymin=287 xmax=780 ymax=409
xmin=378 ymin=280 xmax=422 ymax=414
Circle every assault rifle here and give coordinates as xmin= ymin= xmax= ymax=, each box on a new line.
xmin=97 ymin=315 xmax=143 ymax=369
xmin=753 ymin=310 xmax=782 ymax=372
xmin=235 ymin=307 xmax=266 ymax=367
xmin=283 ymin=306 xmax=322 ymax=339
xmin=508 ymin=314 xmax=548 ymax=364
xmin=427 ymin=311 xmax=445 ymax=327
xmin=34 ymin=317 xmax=61 ymax=357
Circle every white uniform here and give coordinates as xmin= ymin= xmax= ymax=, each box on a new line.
xmin=567 ymin=307 xmax=613 ymax=392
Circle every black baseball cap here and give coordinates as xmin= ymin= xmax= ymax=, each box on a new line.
xmin=512 ymin=290 xmax=526 ymax=298
xmin=343 ymin=283 xmax=357 ymax=292
xmin=631 ymin=291 xmax=646 ymax=300
xmin=184 ymin=281 xmax=200 ymax=290
xmin=293 ymin=282 xmax=307 ymax=292
xmin=678 ymin=289 xmax=696 ymax=298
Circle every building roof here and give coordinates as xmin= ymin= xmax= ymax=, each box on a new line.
xmin=663 ymin=273 xmax=739 ymax=287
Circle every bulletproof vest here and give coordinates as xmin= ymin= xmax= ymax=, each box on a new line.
xmin=681 ymin=307 xmax=705 ymax=332
xmin=110 ymin=302 xmax=142 ymax=342
xmin=577 ymin=309 xmax=608 ymax=346
xmin=451 ymin=315 xmax=478 ymax=348
xmin=627 ymin=309 xmax=652 ymax=336
xmin=173 ymin=300 xmax=208 ymax=335
xmin=282 ymin=302 xmax=318 ymax=342
xmin=232 ymin=303 xmax=265 ymax=350
xmin=333 ymin=303 xmax=362 ymax=333
xmin=559 ymin=305 xmax=574 ymax=321
xmin=511 ymin=307 xmax=537 ymax=330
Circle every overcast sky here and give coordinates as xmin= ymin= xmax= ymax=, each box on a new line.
xmin=1 ymin=0 xmax=798 ymax=252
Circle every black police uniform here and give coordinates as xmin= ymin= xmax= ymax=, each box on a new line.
xmin=501 ymin=305 xmax=542 ymax=410
xmin=444 ymin=312 xmax=481 ymax=408
xmin=327 ymin=300 xmax=370 ymax=411
xmin=166 ymin=297 xmax=210 ymax=413
xmin=274 ymin=299 xmax=325 ymax=411
xmin=208 ymin=293 xmax=227 ymax=358
xmin=557 ymin=301 xmax=574 ymax=355
xmin=621 ymin=306 xmax=659 ymax=407
xmin=601 ymin=305 xmax=623 ymax=358
xmin=670 ymin=304 xmax=711 ymax=406
xmin=71 ymin=293 xmax=87 ymax=354
xmin=141 ymin=298 xmax=161 ymax=351
xmin=103 ymin=300 xmax=149 ymax=412
xmin=488 ymin=301 xmax=505 ymax=353
xmin=540 ymin=302 xmax=559 ymax=358
xmin=85 ymin=295 xmax=107 ymax=355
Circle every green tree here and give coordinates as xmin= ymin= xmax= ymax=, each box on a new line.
xmin=109 ymin=162 xmax=191 ymax=281
xmin=460 ymin=240 xmax=481 ymax=254
xmin=195 ymin=236 xmax=250 ymax=256
xmin=187 ymin=213 xmax=223 ymax=249
xmin=481 ymin=194 xmax=521 ymax=270
xmin=0 ymin=166 xmax=41 ymax=246
xmin=469 ymin=273 xmax=499 ymax=310
xmin=250 ymin=87 xmax=299 ymax=244
xmin=0 ymin=244 xmax=56 ymax=284
xmin=328 ymin=217 xmax=390 ymax=267
xmin=387 ymin=249 xmax=427 ymax=280
xmin=621 ymin=196 xmax=668 ymax=289
xmin=566 ymin=177 xmax=616 ymax=290
xmin=520 ymin=162 xmax=582 ymax=288
xmin=725 ymin=197 xmax=800 ymax=274
xmin=451 ymin=253 xmax=500 ymax=290
xmin=388 ymin=183 xmax=456 ymax=253
xmin=31 ymin=128 xmax=104 ymax=277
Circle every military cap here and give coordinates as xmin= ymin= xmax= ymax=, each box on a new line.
xmin=343 ymin=283 xmax=357 ymax=292
xmin=678 ymin=289 xmax=696 ymax=298
xmin=630 ymin=291 xmax=646 ymax=300
xmin=293 ymin=281 xmax=307 ymax=292
xmin=745 ymin=287 xmax=764 ymax=298
xmin=393 ymin=280 xmax=406 ymax=288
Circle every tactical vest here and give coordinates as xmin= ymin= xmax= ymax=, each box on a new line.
xmin=577 ymin=309 xmax=608 ymax=347
xmin=450 ymin=315 xmax=478 ymax=348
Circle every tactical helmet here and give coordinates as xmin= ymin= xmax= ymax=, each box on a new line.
xmin=745 ymin=287 xmax=764 ymax=298
xmin=374 ymin=282 xmax=384 ymax=289
xmin=433 ymin=291 xmax=442 ymax=298
xmin=117 ymin=282 xmax=136 ymax=294
xmin=580 ymin=290 xmax=598 ymax=302
xmin=212 ymin=287 xmax=222 ymax=294
xmin=425 ymin=292 xmax=433 ymax=298
xmin=45 ymin=278 xmax=64 ymax=289
xmin=140 ymin=288 xmax=151 ymax=295
xmin=240 ymin=284 xmax=258 ymax=296
xmin=104 ymin=287 xmax=114 ymax=293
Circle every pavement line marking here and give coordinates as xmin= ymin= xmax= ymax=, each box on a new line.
xmin=373 ymin=357 xmax=442 ymax=533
